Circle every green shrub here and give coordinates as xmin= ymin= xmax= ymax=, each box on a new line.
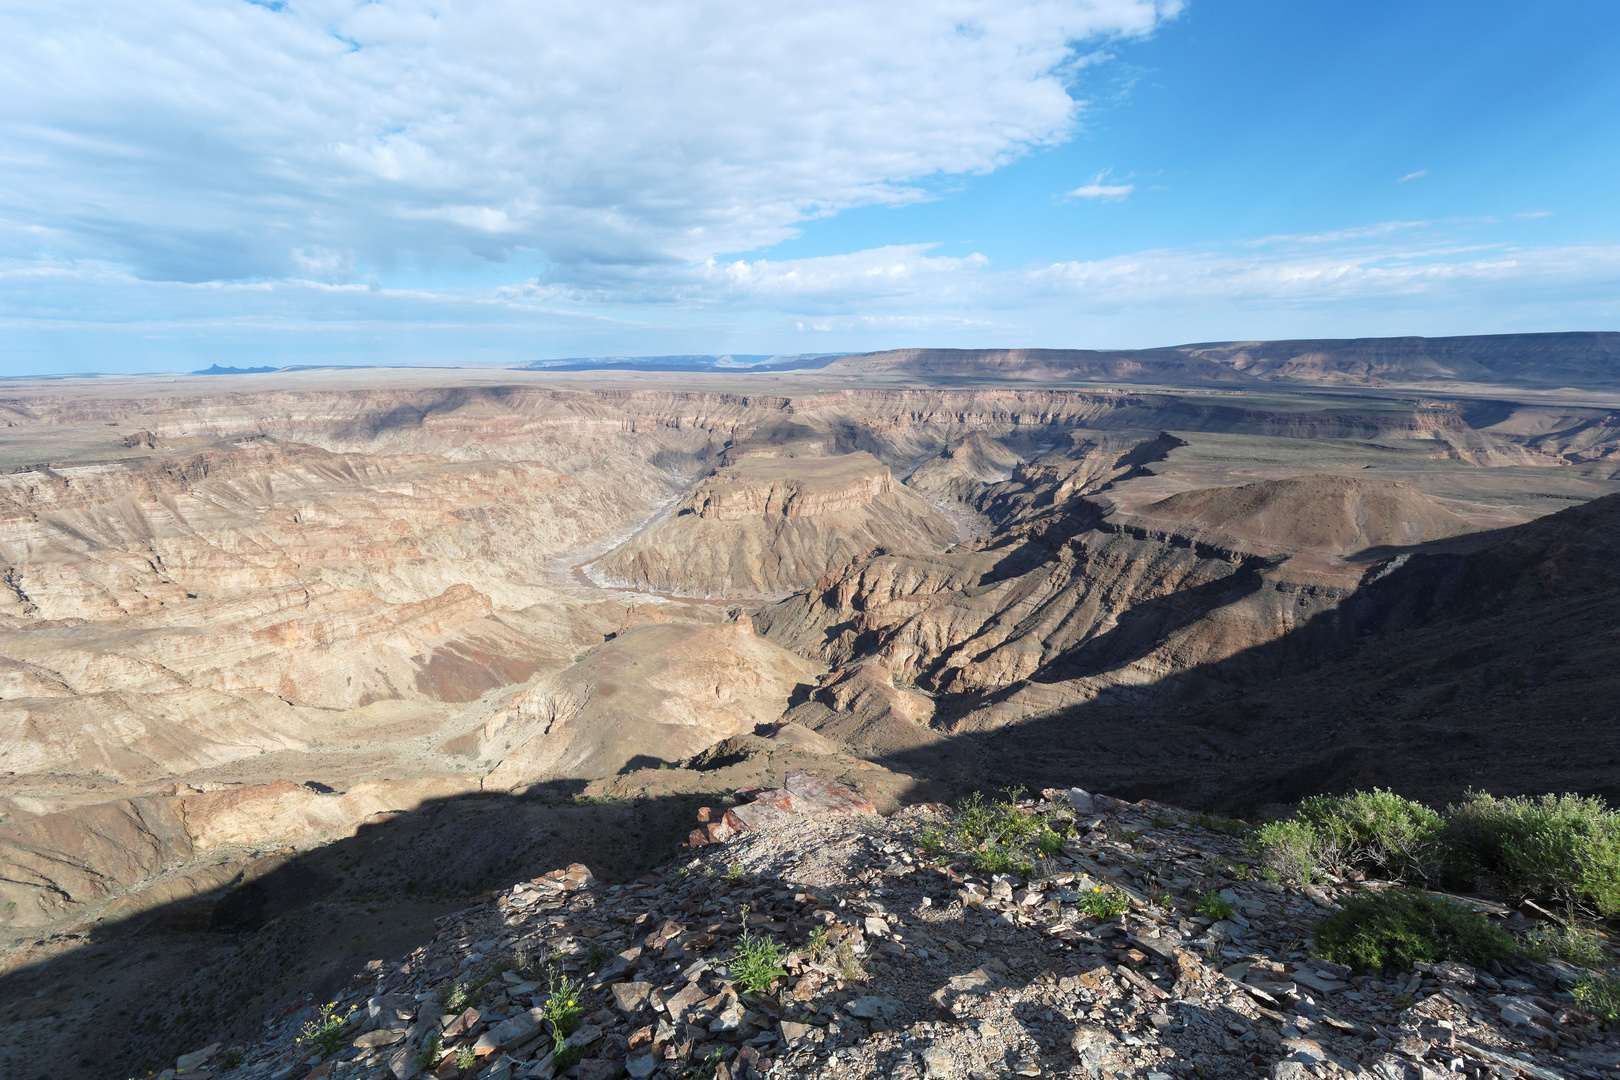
xmin=1298 ymin=789 xmax=1443 ymax=881
xmin=1248 ymin=819 xmax=1327 ymax=885
xmin=1196 ymin=891 xmax=1234 ymax=921
xmin=730 ymin=905 xmax=788 ymax=993
xmin=955 ymin=790 xmax=1040 ymax=849
xmin=973 ymin=845 xmax=1033 ymax=877
xmin=455 ymin=1045 xmax=476 ymax=1072
xmin=1444 ymin=792 xmax=1620 ymax=915
xmin=1573 ymin=972 xmax=1620 ymax=1021
xmin=1315 ymin=890 xmax=1517 ymax=973
xmin=1522 ymin=922 xmax=1608 ymax=967
xmin=1075 ymin=886 xmax=1130 ymax=919
xmin=1189 ymin=812 xmax=1250 ymax=838
xmin=1036 ymin=828 xmax=1066 ymax=857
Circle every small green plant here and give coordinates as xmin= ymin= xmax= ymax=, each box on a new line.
xmin=552 ymin=1045 xmax=586 ymax=1070
xmin=491 ymin=958 xmax=513 ymax=977
xmin=1315 ymin=890 xmax=1517 ymax=973
xmin=834 ymin=942 xmax=868 ymax=983
xmin=412 ymin=1034 xmax=442 ymax=1071
xmin=1522 ymin=922 xmax=1609 ymax=967
xmin=218 ymin=1049 xmax=245 ymax=1071
xmin=695 ymin=1046 xmax=730 ymax=1080
xmin=1151 ymin=889 xmax=1175 ymax=911
xmin=1196 ymin=891 xmax=1235 ymax=921
xmin=1036 ymin=828 xmax=1066 ymax=857
xmin=585 ymin=940 xmax=610 ymax=974
xmin=298 ymin=1000 xmax=356 ymax=1058
xmin=443 ymin=978 xmax=486 ymax=1013
xmin=725 ymin=862 xmax=745 ymax=882
xmin=1248 ymin=819 xmax=1326 ymax=885
xmin=455 ymin=1045 xmax=476 ymax=1072
xmin=1573 ymin=972 xmax=1620 ymax=1021
xmin=731 ymin=904 xmax=788 ymax=993
xmin=540 ymin=971 xmax=584 ymax=1041
xmin=804 ymin=924 xmax=831 ymax=958
xmin=1075 ymin=886 xmax=1130 ymax=919
xmin=919 ymin=828 xmax=946 ymax=857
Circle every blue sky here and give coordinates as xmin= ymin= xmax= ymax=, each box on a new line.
xmin=2 ymin=0 xmax=1617 ymax=374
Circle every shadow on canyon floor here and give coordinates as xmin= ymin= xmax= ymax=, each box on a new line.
xmin=0 ymin=783 xmax=719 ymax=1080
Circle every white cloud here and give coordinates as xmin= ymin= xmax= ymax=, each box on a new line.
xmin=1398 ymin=169 xmax=1428 ymax=182
xmin=1068 ymin=181 xmax=1134 ymax=201
xmin=0 ymin=0 xmax=1181 ymax=283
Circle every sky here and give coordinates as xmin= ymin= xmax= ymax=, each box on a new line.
xmin=2 ymin=0 xmax=1617 ymax=374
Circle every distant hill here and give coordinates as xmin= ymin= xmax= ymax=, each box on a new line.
xmin=519 ymin=353 xmax=844 ymax=372
xmin=827 ymin=331 xmax=1620 ymax=391
xmin=191 ymin=364 xmax=280 ymax=375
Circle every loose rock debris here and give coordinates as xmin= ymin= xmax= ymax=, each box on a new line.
xmin=163 ymin=782 xmax=1620 ymax=1080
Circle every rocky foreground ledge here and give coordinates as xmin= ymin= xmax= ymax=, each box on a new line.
xmin=160 ymin=783 xmax=1620 ymax=1080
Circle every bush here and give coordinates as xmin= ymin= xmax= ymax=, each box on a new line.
xmin=1522 ymin=922 xmax=1609 ymax=967
xmin=1573 ymin=972 xmax=1620 ymax=1021
xmin=1444 ymin=792 xmax=1620 ymax=915
xmin=1315 ymin=890 xmax=1517 ymax=973
xmin=1248 ymin=819 xmax=1327 ymax=885
xmin=1298 ymin=789 xmax=1443 ymax=881
xmin=926 ymin=789 xmax=1054 ymax=879
xmin=955 ymin=790 xmax=1041 ymax=849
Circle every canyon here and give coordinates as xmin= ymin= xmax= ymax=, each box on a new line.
xmin=2 ymin=333 xmax=1620 ymax=1078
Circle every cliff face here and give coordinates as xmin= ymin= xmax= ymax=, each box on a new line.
xmin=592 ymin=453 xmax=959 ymax=598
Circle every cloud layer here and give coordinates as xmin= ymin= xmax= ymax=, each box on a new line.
xmin=0 ymin=0 xmax=1178 ymax=282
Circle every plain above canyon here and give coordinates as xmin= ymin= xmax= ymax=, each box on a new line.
xmin=3 ymin=332 xmax=1620 ymax=1078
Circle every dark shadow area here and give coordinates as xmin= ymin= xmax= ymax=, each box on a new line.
xmin=0 ymin=783 xmax=714 ymax=1080
xmin=883 ymin=492 xmax=1620 ymax=816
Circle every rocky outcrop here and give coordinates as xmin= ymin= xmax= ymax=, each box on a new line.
xmin=165 ymin=786 xmax=1619 ymax=1080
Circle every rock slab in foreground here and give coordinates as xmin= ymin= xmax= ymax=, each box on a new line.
xmin=688 ymin=769 xmax=876 ymax=846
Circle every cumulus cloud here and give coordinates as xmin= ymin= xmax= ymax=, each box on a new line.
xmin=0 ymin=0 xmax=1180 ymax=283
xmin=4 ymin=229 xmax=1619 ymax=371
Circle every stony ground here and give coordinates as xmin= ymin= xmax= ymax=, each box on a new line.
xmin=162 ymin=787 xmax=1620 ymax=1080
